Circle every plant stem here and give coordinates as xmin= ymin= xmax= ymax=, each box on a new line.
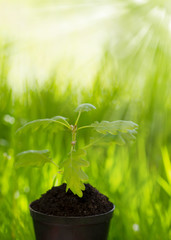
xmin=77 ymin=125 xmax=93 ymax=131
xmin=82 ymin=135 xmax=106 ymax=150
xmin=50 ymin=160 xmax=59 ymax=168
xmin=55 ymin=120 xmax=71 ymax=129
xmin=71 ymin=125 xmax=77 ymax=151
xmin=75 ymin=111 xmax=81 ymax=126
xmin=63 ymin=119 xmax=71 ymax=127
xmin=70 ymin=125 xmax=77 ymax=167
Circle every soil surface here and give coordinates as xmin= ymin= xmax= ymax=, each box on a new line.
xmin=30 ymin=183 xmax=113 ymax=217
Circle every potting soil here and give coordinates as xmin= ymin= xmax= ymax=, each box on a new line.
xmin=31 ymin=183 xmax=113 ymax=217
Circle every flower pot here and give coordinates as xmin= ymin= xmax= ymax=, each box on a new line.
xmin=30 ymin=204 xmax=115 ymax=240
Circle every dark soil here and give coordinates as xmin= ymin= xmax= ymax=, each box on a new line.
xmin=30 ymin=183 xmax=113 ymax=217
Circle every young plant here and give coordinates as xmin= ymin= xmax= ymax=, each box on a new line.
xmin=16 ymin=103 xmax=138 ymax=197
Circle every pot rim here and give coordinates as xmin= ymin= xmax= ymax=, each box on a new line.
xmin=29 ymin=204 xmax=115 ymax=225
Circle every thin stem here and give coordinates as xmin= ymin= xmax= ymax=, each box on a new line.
xmin=70 ymin=124 xmax=77 ymax=171
xmin=63 ymin=119 xmax=70 ymax=127
xmin=77 ymin=125 xmax=93 ymax=131
xmin=82 ymin=135 xmax=106 ymax=150
xmin=50 ymin=160 xmax=59 ymax=168
xmin=75 ymin=111 xmax=81 ymax=126
xmin=55 ymin=120 xmax=71 ymax=129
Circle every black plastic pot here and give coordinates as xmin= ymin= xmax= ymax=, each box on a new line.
xmin=30 ymin=204 xmax=115 ymax=240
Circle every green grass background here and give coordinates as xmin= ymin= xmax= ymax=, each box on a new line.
xmin=0 ymin=1 xmax=171 ymax=239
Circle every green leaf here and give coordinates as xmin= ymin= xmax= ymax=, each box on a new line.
xmin=100 ymin=133 xmax=126 ymax=145
xmin=15 ymin=150 xmax=52 ymax=168
xmin=16 ymin=118 xmax=68 ymax=135
xmin=91 ymin=120 xmax=138 ymax=134
xmin=60 ymin=150 xmax=89 ymax=197
xmin=62 ymin=161 xmax=87 ymax=197
xmin=52 ymin=116 xmax=69 ymax=122
xmin=73 ymin=158 xmax=89 ymax=167
xmin=75 ymin=103 xmax=96 ymax=113
xmin=52 ymin=116 xmax=68 ymax=120
xmin=71 ymin=149 xmax=87 ymax=158
xmin=91 ymin=120 xmax=138 ymax=145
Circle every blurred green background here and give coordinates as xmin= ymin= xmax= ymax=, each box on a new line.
xmin=0 ymin=0 xmax=171 ymax=239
